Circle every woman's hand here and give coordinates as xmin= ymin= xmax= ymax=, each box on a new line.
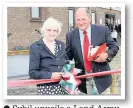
xmin=51 ymin=72 xmax=64 ymax=79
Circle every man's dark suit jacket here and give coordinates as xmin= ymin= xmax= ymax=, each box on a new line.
xmin=29 ymin=38 xmax=66 ymax=86
xmin=66 ymin=24 xmax=119 ymax=94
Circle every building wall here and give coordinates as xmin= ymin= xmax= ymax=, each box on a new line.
xmin=8 ymin=7 xmax=42 ymax=50
xmin=90 ymin=7 xmax=121 ymax=25
xmin=44 ymin=7 xmax=68 ymax=42
xmin=8 ymin=7 xmax=68 ymax=50
xmin=7 ymin=7 xmax=121 ymax=51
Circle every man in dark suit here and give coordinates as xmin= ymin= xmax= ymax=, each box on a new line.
xmin=66 ymin=8 xmax=119 ymax=94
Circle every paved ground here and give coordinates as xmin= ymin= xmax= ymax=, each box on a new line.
xmin=109 ymin=47 xmax=121 ymax=94
xmin=109 ymin=33 xmax=121 ymax=94
xmin=7 ymin=35 xmax=121 ymax=95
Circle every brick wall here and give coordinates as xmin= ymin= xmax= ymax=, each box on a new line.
xmin=7 ymin=7 xmax=121 ymax=51
xmin=90 ymin=7 xmax=121 ymax=25
xmin=8 ymin=7 xmax=42 ymax=50
xmin=44 ymin=7 xmax=68 ymax=42
xmin=8 ymin=7 xmax=68 ymax=50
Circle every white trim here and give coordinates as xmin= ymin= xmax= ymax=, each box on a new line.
xmin=3 ymin=3 xmax=125 ymax=100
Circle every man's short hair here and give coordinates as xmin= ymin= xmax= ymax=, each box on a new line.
xmin=76 ymin=7 xmax=91 ymax=18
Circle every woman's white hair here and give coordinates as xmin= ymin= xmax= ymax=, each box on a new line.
xmin=41 ymin=17 xmax=63 ymax=36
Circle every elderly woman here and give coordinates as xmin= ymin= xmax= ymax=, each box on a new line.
xmin=29 ymin=17 xmax=67 ymax=95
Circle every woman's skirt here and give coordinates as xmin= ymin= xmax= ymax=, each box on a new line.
xmin=37 ymin=85 xmax=68 ymax=95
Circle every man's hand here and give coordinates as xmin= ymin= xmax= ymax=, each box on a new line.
xmin=51 ymin=72 xmax=64 ymax=79
xmin=94 ymin=53 xmax=108 ymax=62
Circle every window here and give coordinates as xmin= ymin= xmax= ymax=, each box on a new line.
xmin=30 ymin=7 xmax=42 ymax=21
xmin=91 ymin=12 xmax=96 ymax=24
xmin=31 ymin=7 xmax=39 ymax=18
xmin=68 ymin=8 xmax=74 ymax=31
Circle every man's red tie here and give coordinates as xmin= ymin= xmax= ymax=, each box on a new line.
xmin=83 ymin=31 xmax=92 ymax=72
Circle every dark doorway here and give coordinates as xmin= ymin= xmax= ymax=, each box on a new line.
xmin=105 ymin=13 xmax=115 ymax=32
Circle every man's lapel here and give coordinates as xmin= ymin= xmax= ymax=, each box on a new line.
xmin=74 ymin=28 xmax=84 ymax=66
xmin=91 ymin=24 xmax=99 ymax=46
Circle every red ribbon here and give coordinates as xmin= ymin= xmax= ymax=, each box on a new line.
xmin=8 ymin=69 xmax=121 ymax=87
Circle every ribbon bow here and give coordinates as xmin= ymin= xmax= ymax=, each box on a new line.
xmin=59 ymin=61 xmax=81 ymax=94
